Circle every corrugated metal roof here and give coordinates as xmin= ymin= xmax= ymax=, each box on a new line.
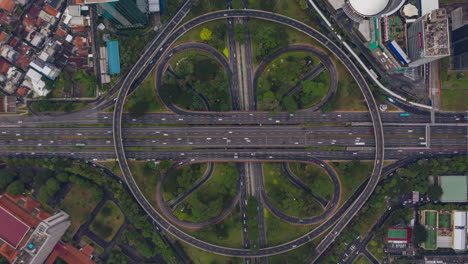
xmin=454 ymin=211 xmax=467 ymax=227
xmin=453 ymin=229 xmax=466 ymax=250
xmin=106 ymin=41 xmax=120 ymax=75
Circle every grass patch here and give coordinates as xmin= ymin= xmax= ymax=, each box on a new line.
xmin=425 ymin=211 xmax=437 ymax=227
xmin=49 ymin=69 xmax=96 ymax=98
xmin=182 ymin=0 xmax=226 ymax=23
xmin=425 ymin=228 xmax=437 ymax=249
xmin=367 ymin=236 xmax=385 ymax=262
xmin=289 ymin=162 xmax=333 ymax=200
xmin=178 ymin=240 xmax=243 ymax=264
xmin=263 ymin=163 xmax=323 ymax=218
xmin=174 ymin=20 xmax=227 ymax=54
xmin=29 ymin=101 xmax=90 ymax=113
xmin=61 ymin=184 xmax=100 ymax=239
xmin=130 ymin=161 xmax=162 ymax=209
xmin=354 ymin=254 xmax=372 ymax=264
xmin=174 ymin=163 xmax=239 ymax=222
xmin=125 ymin=69 xmax=166 ymax=115
xmin=90 ymin=200 xmax=125 ymax=241
xmin=98 ymin=161 xmax=123 ymax=178
xmin=182 ymin=207 xmax=243 ymax=248
xmin=321 ymin=60 xmax=368 ymax=111
xmin=265 ymin=208 xmax=317 ymax=246
xmin=330 ymin=161 xmax=373 ymax=207
xmin=439 ymin=57 xmax=468 ymax=111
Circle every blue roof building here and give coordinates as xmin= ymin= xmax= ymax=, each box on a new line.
xmin=106 ymin=41 xmax=120 ymax=75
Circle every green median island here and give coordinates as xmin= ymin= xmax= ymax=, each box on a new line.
xmin=90 ymin=200 xmax=125 ymax=242
xmin=256 ymin=52 xmax=331 ymax=112
xmin=160 ymin=50 xmax=231 ymax=111
xmin=173 ymin=163 xmax=239 ymax=222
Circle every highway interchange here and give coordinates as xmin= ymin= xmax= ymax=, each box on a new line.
xmin=0 ymin=2 xmax=466 ymax=262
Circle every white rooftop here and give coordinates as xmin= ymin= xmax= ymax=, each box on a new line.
xmin=421 ymin=0 xmax=439 ymax=17
xmin=454 ymin=211 xmax=467 ymax=227
xmin=349 ymin=0 xmax=389 ymax=16
xmin=453 ymin=229 xmax=466 ymax=250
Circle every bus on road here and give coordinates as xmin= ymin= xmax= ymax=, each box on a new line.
xmin=399 ymin=113 xmax=410 ymax=117
xmin=386 ymin=97 xmax=396 ymax=104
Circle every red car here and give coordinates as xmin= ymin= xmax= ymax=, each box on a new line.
xmin=368 ymin=129 xmax=373 ymax=132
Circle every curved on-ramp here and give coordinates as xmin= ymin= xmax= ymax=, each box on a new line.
xmin=253 ymin=44 xmax=338 ymax=112
xmin=155 ymin=42 xmax=233 ymax=114
xmin=113 ymin=9 xmax=384 ymax=257
xmin=156 ymin=162 xmax=241 ymax=229
xmin=260 ymin=161 xmax=341 ymax=225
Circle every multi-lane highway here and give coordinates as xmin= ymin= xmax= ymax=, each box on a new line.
xmin=0 ymin=125 xmax=464 ymax=150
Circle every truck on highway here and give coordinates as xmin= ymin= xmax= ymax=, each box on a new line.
xmin=354 ymin=142 xmax=366 ymax=145
xmin=75 ymin=143 xmax=86 ymax=146
xmin=399 ymin=113 xmax=410 ymax=117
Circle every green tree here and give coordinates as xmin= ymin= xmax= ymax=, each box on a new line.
xmin=427 ymin=185 xmax=443 ymax=201
xmin=56 ymin=172 xmax=69 ymax=183
xmin=7 ymin=181 xmax=24 ymax=197
xmin=0 ymin=171 xmax=16 ymax=191
xmin=413 ymin=225 xmax=427 ymax=244
xmin=158 ymin=160 xmax=172 ymax=172
xmin=283 ymin=96 xmax=298 ymax=113
xmin=200 ymin=28 xmax=212 ymax=41
xmin=45 ymin=178 xmax=60 ymax=193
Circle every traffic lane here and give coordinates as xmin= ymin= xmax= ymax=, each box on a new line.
xmin=4 ymin=124 xmax=464 ymax=138
xmin=102 ymin=111 xmax=440 ymax=125
xmin=2 ymin=134 xmax=465 ymax=148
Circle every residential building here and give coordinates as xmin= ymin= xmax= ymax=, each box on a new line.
xmin=406 ymin=8 xmax=450 ymax=67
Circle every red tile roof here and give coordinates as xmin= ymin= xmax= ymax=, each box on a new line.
xmin=0 ymin=32 xmax=9 ymax=44
xmin=22 ymin=18 xmax=35 ymax=28
xmin=0 ymin=0 xmax=15 ymax=12
xmin=16 ymin=88 xmax=27 ymax=96
xmin=0 ymin=242 xmax=18 ymax=263
xmin=0 ymin=58 xmax=10 ymax=74
xmin=46 ymin=243 xmax=95 ymax=264
xmin=44 ymin=5 xmax=59 ymax=17
xmin=15 ymin=55 xmax=30 ymax=70
xmin=72 ymin=26 xmax=86 ymax=32
xmin=0 ymin=206 xmax=30 ymax=248
xmin=56 ymin=28 xmax=67 ymax=38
